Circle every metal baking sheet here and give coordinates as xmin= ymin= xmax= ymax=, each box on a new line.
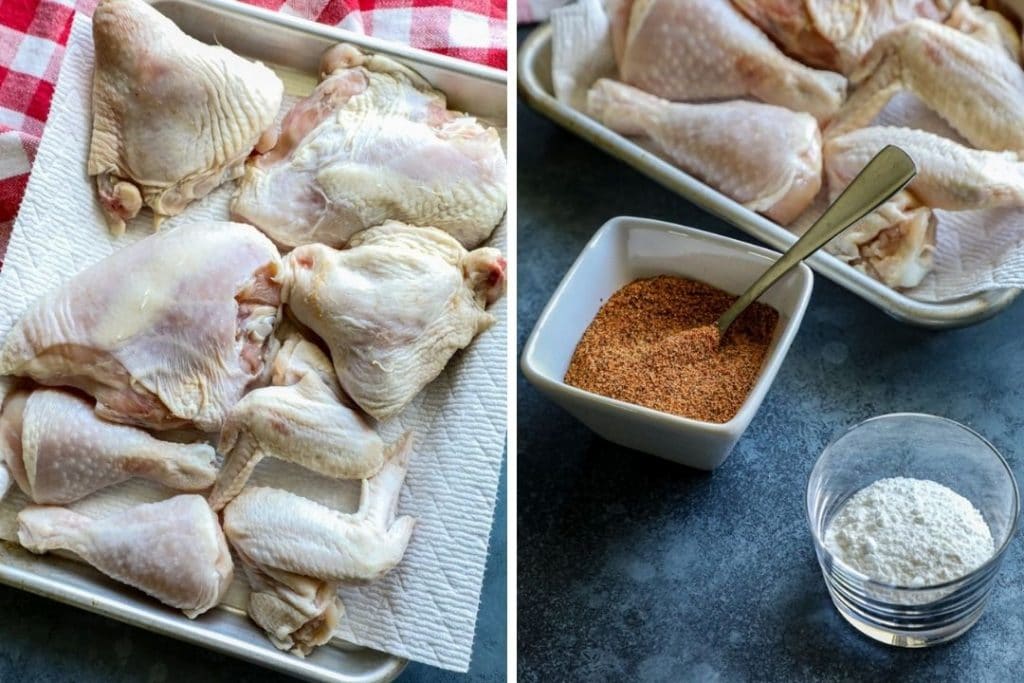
xmin=0 ymin=1 xmax=506 ymax=680
xmin=518 ymin=23 xmax=1020 ymax=329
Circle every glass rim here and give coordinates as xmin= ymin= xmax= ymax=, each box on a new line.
xmin=806 ymin=412 xmax=1021 ymax=593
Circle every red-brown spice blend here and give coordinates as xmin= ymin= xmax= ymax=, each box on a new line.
xmin=564 ymin=275 xmax=780 ymax=423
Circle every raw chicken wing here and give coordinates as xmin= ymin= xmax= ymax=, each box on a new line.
xmin=587 ymin=79 xmax=821 ymax=224
xmin=89 ymin=0 xmax=283 ymax=234
xmin=283 ymin=221 xmax=505 ymax=421
xmin=18 ymin=495 xmax=232 ymax=617
xmin=0 ymin=388 xmax=216 ymax=504
xmin=826 ymin=17 xmax=1024 ymax=151
xmin=615 ymin=0 xmax=846 ymax=122
xmin=732 ymin=0 xmax=953 ymax=73
xmin=825 ymin=125 xmax=1024 ymax=287
xmin=0 ymin=222 xmax=282 ymax=431
xmin=232 ymin=44 xmax=506 ymax=249
xmin=208 ymin=333 xmax=384 ymax=511
xmin=223 ymin=440 xmax=414 ymax=655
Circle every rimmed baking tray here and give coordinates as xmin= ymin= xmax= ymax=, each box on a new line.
xmin=0 ymin=1 xmax=506 ymax=680
xmin=518 ymin=23 xmax=1020 ymax=329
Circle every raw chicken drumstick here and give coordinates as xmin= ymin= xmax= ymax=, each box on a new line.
xmin=613 ymin=0 xmax=846 ymax=122
xmin=0 ymin=222 xmax=283 ymax=432
xmin=231 ymin=43 xmax=507 ymax=249
xmin=223 ymin=439 xmax=415 ymax=655
xmin=89 ymin=0 xmax=283 ymax=234
xmin=825 ymin=126 xmax=1024 ymax=287
xmin=731 ymin=0 xmax=954 ymax=74
xmin=208 ymin=333 xmax=384 ymax=511
xmin=18 ymin=495 xmax=233 ymax=618
xmin=587 ymin=79 xmax=822 ymax=224
xmin=282 ymin=221 xmax=505 ymax=421
xmin=0 ymin=388 xmax=216 ymax=505
xmin=826 ymin=17 xmax=1024 ymax=151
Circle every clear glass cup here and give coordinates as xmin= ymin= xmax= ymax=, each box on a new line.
xmin=807 ymin=413 xmax=1019 ymax=647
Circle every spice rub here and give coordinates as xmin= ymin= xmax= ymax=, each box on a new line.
xmin=564 ymin=276 xmax=779 ymax=423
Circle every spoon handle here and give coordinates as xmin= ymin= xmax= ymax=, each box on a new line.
xmin=717 ymin=145 xmax=917 ymax=336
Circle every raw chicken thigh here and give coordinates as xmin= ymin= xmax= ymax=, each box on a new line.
xmin=18 ymin=495 xmax=232 ymax=617
xmin=282 ymin=221 xmax=505 ymax=421
xmin=89 ymin=0 xmax=283 ymax=234
xmin=614 ymin=0 xmax=846 ymax=122
xmin=0 ymin=222 xmax=282 ymax=431
xmin=826 ymin=17 xmax=1024 ymax=151
xmin=732 ymin=0 xmax=953 ymax=74
xmin=0 ymin=388 xmax=216 ymax=504
xmin=223 ymin=441 xmax=414 ymax=654
xmin=587 ymin=79 xmax=822 ymax=224
xmin=232 ymin=44 xmax=506 ymax=249
xmin=209 ymin=333 xmax=384 ymax=511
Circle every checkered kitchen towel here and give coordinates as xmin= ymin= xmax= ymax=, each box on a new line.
xmin=0 ymin=0 xmax=507 ymax=265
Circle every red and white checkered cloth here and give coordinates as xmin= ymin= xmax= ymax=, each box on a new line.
xmin=0 ymin=0 xmax=506 ymax=266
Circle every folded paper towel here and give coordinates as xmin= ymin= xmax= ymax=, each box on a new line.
xmin=0 ymin=14 xmax=505 ymax=673
xmin=550 ymin=0 xmax=1024 ymax=302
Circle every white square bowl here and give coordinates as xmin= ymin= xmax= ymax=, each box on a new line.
xmin=521 ymin=216 xmax=814 ymax=470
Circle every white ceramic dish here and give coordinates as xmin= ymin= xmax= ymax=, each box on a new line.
xmin=520 ymin=216 xmax=813 ymax=469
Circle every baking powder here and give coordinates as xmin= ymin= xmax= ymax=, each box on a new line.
xmin=824 ymin=477 xmax=994 ymax=587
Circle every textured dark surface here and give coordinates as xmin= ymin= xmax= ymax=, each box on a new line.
xmin=516 ymin=26 xmax=1024 ymax=683
xmin=0 ymin=461 xmax=506 ymax=682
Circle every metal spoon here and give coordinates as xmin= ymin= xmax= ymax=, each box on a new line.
xmin=717 ymin=145 xmax=917 ymax=337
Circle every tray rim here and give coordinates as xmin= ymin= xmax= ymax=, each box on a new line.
xmin=518 ymin=23 xmax=1021 ymax=330
xmin=0 ymin=1 xmax=508 ymax=680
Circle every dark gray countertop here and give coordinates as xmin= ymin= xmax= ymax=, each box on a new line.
xmin=516 ymin=27 xmax=1024 ymax=682
xmin=0 ymin=462 xmax=506 ymax=682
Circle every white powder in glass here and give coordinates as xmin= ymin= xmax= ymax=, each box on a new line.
xmin=824 ymin=477 xmax=995 ymax=587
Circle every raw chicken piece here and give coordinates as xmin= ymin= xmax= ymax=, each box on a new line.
xmin=587 ymin=79 xmax=821 ymax=224
xmin=223 ymin=440 xmax=414 ymax=655
xmin=18 ymin=495 xmax=232 ymax=617
xmin=89 ymin=0 xmax=283 ymax=234
xmin=824 ymin=126 xmax=1024 ymax=287
xmin=945 ymin=1 xmax=1021 ymax=61
xmin=826 ymin=126 xmax=1024 ymax=211
xmin=241 ymin=563 xmax=342 ymax=656
xmin=828 ymin=191 xmax=936 ymax=288
xmin=0 ymin=462 xmax=9 ymax=500
xmin=282 ymin=221 xmax=505 ymax=421
xmin=826 ymin=18 xmax=1024 ymax=151
xmin=732 ymin=0 xmax=953 ymax=74
xmin=232 ymin=43 xmax=506 ymax=249
xmin=615 ymin=0 xmax=846 ymax=122
xmin=208 ymin=333 xmax=383 ymax=511
xmin=0 ymin=222 xmax=282 ymax=431
xmin=0 ymin=388 xmax=216 ymax=505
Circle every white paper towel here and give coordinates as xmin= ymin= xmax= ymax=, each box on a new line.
xmin=0 ymin=14 xmax=506 ymax=673
xmin=550 ymin=1 xmax=1024 ymax=303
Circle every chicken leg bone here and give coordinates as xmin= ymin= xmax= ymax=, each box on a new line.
xmin=826 ymin=17 xmax=1024 ymax=151
xmin=587 ymin=79 xmax=822 ymax=225
xmin=0 ymin=388 xmax=216 ymax=505
xmin=208 ymin=334 xmax=384 ymax=511
xmin=89 ymin=0 xmax=283 ymax=234
xmin=18 ymin=495 xmax=232 ymax=617
xmin=0 ymin=222 xmax=283 ymax=432
xmin=282 ymin=221 xmax=505 ymax=421
xmin=617 ymin=0 xmax=846 ymax=122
